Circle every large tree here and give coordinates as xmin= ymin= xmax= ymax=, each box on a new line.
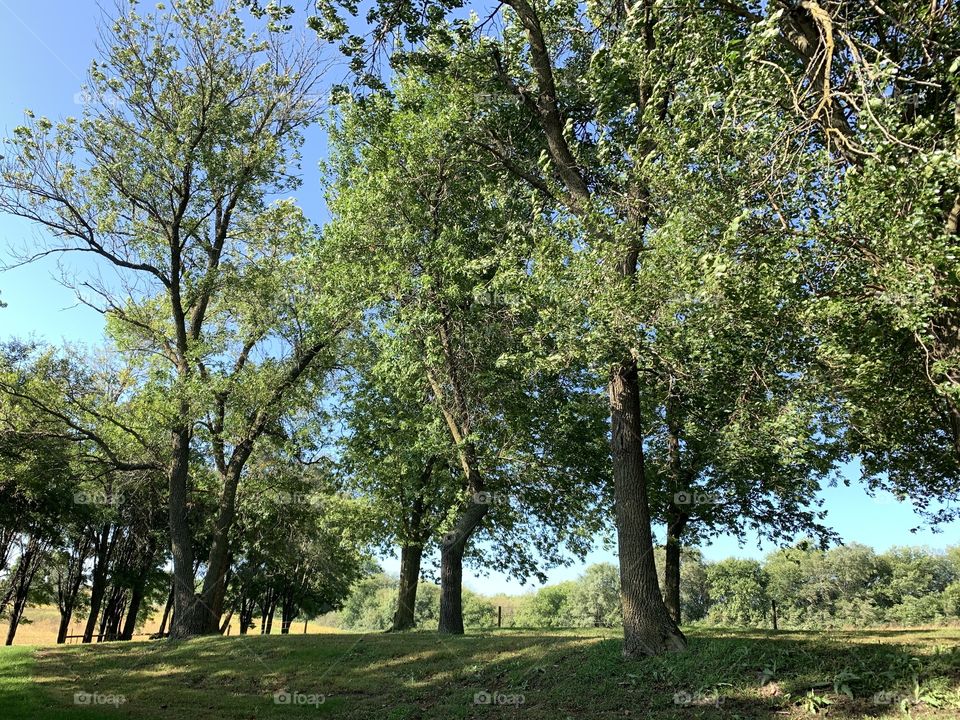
xmin=323 ymin=75 xmax=610 ymax=634
xmin=0 ymin=0 xmax=347 ymax=636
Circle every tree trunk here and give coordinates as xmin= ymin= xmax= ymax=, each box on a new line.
xmin=4 ymin=538 xmax=46 ymax=646
xmin=168 ymin=424 xmax=200 ymax=638
xmin=99 ymin=584 xmax=127 ymax=642
xmin=82 ymin=524 xmax=114 ymax=644
xmin=56 ymin=533 xmax=93 ymax=644
xmin=263 ymin=592 xmax=277 ymax=635
xmin=438 ymin=500 xmax=488 ymax=634
xmin=280 ymin=593 xmax=295 ymax=635
xmin=663 ymin=512 xmax=688 ymax=625
xmin=199 ymin=463 xmax=244 ymax=634
xmin=157 ymin=582 xmax=174 ymax=637
xmin=609 ymin=361 xmax=687 ymax=658
xmin=120 ymin=566 xmax=150 ymax=640
xmin=392 ymin=544 xmax=423 ymax=631
xmin=239 ymin=595 xmax=253 ymax=635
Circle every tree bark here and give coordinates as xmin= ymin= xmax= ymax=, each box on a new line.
xmin=56 ymin=533 xmax=93 ymax=644
xmin=392 ymin=544 xmax=424 ymax=631
xmin=168 ymin=424 xmax=201 ymax=638
xmin=120 ymin=566 xmax=150 ymax=640
xmin=438 ymin=500 xmax=488 ymax=634
xmin=198 ymin=462 xmax=245 ymax=634
xmin=610 ymin=361 xmax=687 ymax=657
xmin=263 ymin=593 xmax=277 ymax=635
xmin=663 ymin=512 xmax=688 ymax=625
xmin=280 ymin=592 xmax=295 ymax=634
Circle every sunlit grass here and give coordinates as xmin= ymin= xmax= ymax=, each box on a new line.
xmin=0 ymin=627 xmax=957 ymax=718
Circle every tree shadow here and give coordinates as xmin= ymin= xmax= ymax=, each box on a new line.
xmin=14 ymin=629 xmax=960 ymax=719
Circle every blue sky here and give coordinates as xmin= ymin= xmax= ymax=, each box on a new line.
xmin=1 ymin=1 xmax=957 ymax=596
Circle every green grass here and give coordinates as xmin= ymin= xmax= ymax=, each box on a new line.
xmin=0 ymin=627 xmax=958 ymax=719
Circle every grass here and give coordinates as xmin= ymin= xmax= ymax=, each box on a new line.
xmin=0 ymin=626 xmax=957 ymax=719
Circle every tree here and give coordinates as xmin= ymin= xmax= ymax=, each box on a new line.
xmin=323 ymin=75 xmax=609 ymax=635
xmin=338 ymin=340 xmax=460 ymax=631
xmin=705 ymin=558 xmax=770 ymax=627
xmin=568 ymin=563 xmax=621 ymax=628
xmin=716 ymin=1 xmax=960 ymax=519
xmin=224 ymin=452 xmax=369 ymax=636
xmin=0 ymin=0 xmax=345 ymax=637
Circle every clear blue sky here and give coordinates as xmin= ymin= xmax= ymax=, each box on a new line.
xmin=1 ymin=1 xmax=957 ymax=596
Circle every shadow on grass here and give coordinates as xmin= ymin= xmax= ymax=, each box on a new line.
xmin=3 ymin=628 xmax=958 ymax=719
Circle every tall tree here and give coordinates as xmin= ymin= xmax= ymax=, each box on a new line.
xmin=323 ymin=76 xmax=610 ymax=634
xmin=0 ymin=0 xmax=343 ymax=636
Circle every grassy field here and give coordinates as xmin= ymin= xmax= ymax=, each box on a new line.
xmin=0 ymin=627 xmax=957 ymax=719
xmin=5 ymin=605 xmax=344 ymax=646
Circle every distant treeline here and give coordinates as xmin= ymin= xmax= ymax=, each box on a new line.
xmin=334 ymin=544 xmax=960 ymax=631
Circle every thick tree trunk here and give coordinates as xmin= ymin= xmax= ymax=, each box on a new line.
xmin=609 ymin=361 xmax=687 ymax=658
xmin=438 ymin=500 xmax=488 ymax=634
xmin=392 ymin=544 xmax=423 ymax=631
xmin=199 ymin=464 xmax=244 ymax=634
xmin=82 ymin=524 xmax=114 ymax=644
xmin=56 ymin=612 xmax=72 ymax=645
xmin=168 ymin=425 xmax=201 ymax=638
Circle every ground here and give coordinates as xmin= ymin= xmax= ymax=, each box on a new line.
xmin=0 ymin=627 xmax=958 ymax=719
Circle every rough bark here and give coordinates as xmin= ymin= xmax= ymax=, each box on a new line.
xmin=198 ymin=462 xmax=244 ymax=634
xmin=168 ymin=424 xmax=201 ymax=638
xmin=610 ymin=362 xmax=687 ymax=657
xmin=438 ymin=500 xmax=489 ymax=634
xmin=392 ymin=544 xmax=424 ymax=631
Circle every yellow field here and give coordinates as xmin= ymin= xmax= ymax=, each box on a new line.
xmin=8 ymin=605 xmax=343 ymax=646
